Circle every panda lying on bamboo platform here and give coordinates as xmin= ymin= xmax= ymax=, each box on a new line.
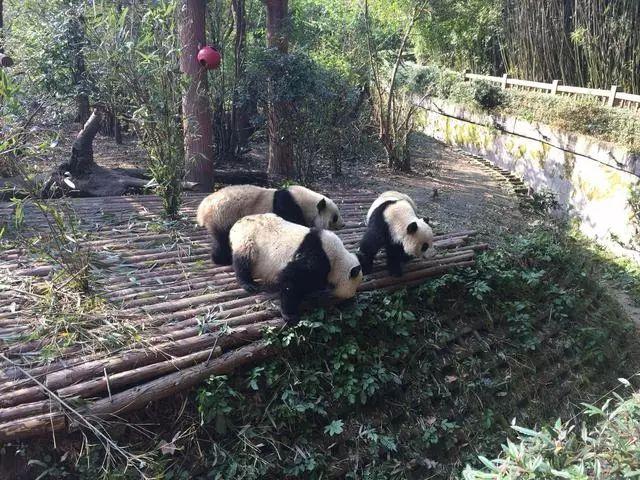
xmin=229 ymin=213 xmax=362 ymax=325
xmin=197 ymin=185 xmax=345 ymax=265
xmin=357 ymin=191 xmax=436 ymax=277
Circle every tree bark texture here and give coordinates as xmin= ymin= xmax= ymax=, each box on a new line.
xmin=265 ymin=0 xmax=294 ymax=177
xmin=179 ymin=0 xmax=215 ymax=191
xmin=70 ymin=13 xmax=90 ymax=125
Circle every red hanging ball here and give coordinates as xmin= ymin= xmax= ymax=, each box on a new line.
xmin=197 ymin=46 xmax=221 ymax=70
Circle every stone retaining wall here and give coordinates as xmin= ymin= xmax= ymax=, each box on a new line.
xmin=418 ymin=98 xmax=640 ymax=256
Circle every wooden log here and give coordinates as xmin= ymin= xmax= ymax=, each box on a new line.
xmin=57 ymin=346 xmax=224 ymax=399
xmin=0 ymin=304 xmax=276 ymax=389
xmin=79 ymin=340 xmax=277 ymax=418
xmin=360 ymin=260 xmax=475 ymax=291
xmin=0 ymin=320 xmax=280 ymax=408
xmin=0 ymin=345 xmax=222 ymax=421
xmin=0 ymin=341 xmax=278 ymax=441
xmin=0 ymin=399 xmax=59 ymax=423
xmin=0 ymin=412 xmax=67 ymax=442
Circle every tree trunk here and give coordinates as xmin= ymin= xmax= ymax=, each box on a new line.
xmin=68 ymin=110 xmax=102 ymax=174
xmin=265 ymin=0 xmax=294 ymax=177
xmin=0 ymin=0 xmax=4 ymax=54
xmin=231 ymin=0 xmax=247 ymax=152
xmin=179 ymin=0 xmax=214 ymax=192
xmin=70 ymin=12 xmax=90 ymax=125
xmin=114 ymin=114 xmax=122 ymax=145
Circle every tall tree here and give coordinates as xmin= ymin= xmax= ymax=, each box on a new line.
xmin=69 ymin=7 xmax=90 ymax=125
xmin=0 ymin=0 xmax=4 ymax=53
xmin=264 ymin=0 xmax=294 ymax=177
xmin=179 ymin=0 xmax=214 ymax=191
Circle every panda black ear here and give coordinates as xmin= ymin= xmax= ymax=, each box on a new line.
xmin=350 ymin=265 xmax=362 ymax=278
xmin=317 ymin=198 xmax=327 ymax=212
xmin=407 ymin=222 xmax=418 ymax=234
xmin=423 ymin=217 xmax=431 ymax=226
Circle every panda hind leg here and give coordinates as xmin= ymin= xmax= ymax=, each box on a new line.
xmin=210 ymin=230 xmax=233 ymax=265
xmin=358 ymin=227 xmax=383 ymax=275
xmin=386 ymin=244 xmax=406 ymax=277
xmin=232 ymin=254 xmax=260 ymax=293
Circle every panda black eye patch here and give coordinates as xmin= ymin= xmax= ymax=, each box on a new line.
xmin=421 ymin=243 xmax=429 ymax=251
xmin=333 ymin=214 xmax=338 ymax=222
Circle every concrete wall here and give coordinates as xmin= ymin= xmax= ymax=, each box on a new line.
xmin=418 ymin=98 xmax=640 ymax=255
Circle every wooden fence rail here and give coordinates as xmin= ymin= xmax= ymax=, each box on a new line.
xmin=464 ymin=72 xmax=640 ymax=110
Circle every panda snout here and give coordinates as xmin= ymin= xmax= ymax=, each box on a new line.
xmin=423 ymin=247 xmax=437 ymax=259
xmin=331 ymin=219 xmax=345 ymax=230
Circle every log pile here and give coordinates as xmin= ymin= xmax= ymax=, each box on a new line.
xmin=0 ymin=192 xmax=487 ymax=441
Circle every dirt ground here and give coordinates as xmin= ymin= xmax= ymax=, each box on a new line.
xmin=345 ymin=133 xmax=529 ymax=243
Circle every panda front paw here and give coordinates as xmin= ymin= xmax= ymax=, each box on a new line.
xmin=240 ymin=282 xmax=260 ymax=293
xmin=282 ymin=312 xmax=300 ymax=326
xmin=356 ymin=251 xmax=373 ymax=275
xmin=389 ymin=266 xmax=404 ymax=277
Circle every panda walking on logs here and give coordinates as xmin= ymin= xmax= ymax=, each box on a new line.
xmin=229 ymin=214 xmax=363 ymax=325
xmin=357 ymin=191 xmax=436 ymax=277
xmin=197 ymin=185 xmax=345 ymax=265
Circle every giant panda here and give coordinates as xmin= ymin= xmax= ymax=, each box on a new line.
xmin=357 ymin=191 xmax=435 ymax=277
xmin=196 ymin=184 xmax=345 ymax=265
xmin=229 ymin=213 xmax=363 ymax=325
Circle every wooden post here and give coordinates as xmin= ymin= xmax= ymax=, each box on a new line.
xmin=501 ymin=73 xmax=508 ymax=90
xmin=608 ymin=85 xmax=618 ymax=108
xmin=550 ymin=79 xmax=559 ymax=95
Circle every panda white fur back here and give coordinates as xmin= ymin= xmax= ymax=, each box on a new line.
xmin=230 ymin=214 xmax=308 ymax=285
xmin=358 ymin=191 xmax=435 ymax=277
xmin=197 ymin=185 xmax=273 ymax=235
xmin=196 ymin=184 xmax=345 ymax=266
xmin=365 ymin=191 xmax=417 ymax=225
xmin=229 ymin=214 xmax=362 ymax=324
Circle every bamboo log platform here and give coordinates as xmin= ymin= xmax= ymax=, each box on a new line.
xmin=0 ymin=191 xmax=487 ymax=441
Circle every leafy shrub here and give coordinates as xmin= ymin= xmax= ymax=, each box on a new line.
xmin=245 ymin=48 xmax=373 ymax=181
xmin=630 ymin=184 xmax=640 ymax=245
xmin=471 ymin=81 xmax=505 ymax=109
xmin=463 ymin=389 xmax=640 ymax=479
xmin=500 ymin=91 xmax=640 ymax=153
xmin=121 ymin=2 xmax=185 ymax=218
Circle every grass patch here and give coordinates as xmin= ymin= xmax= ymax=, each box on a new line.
xmin=12 ymin=226 xmax=640 ymax=479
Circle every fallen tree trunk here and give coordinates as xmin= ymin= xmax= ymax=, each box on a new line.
xmin=212 ymin=169 xmax=270 ymax=186
xmin=41 ymin=110 xmax=151 ymax=198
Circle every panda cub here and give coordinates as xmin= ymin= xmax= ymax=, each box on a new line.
xmin=357 ymin=191 xmax=435 ymax=277
xmin=197 ymin=184 xmax=344 ymax=265
xmin=229 ymin=214 xmax=363 ymax=325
